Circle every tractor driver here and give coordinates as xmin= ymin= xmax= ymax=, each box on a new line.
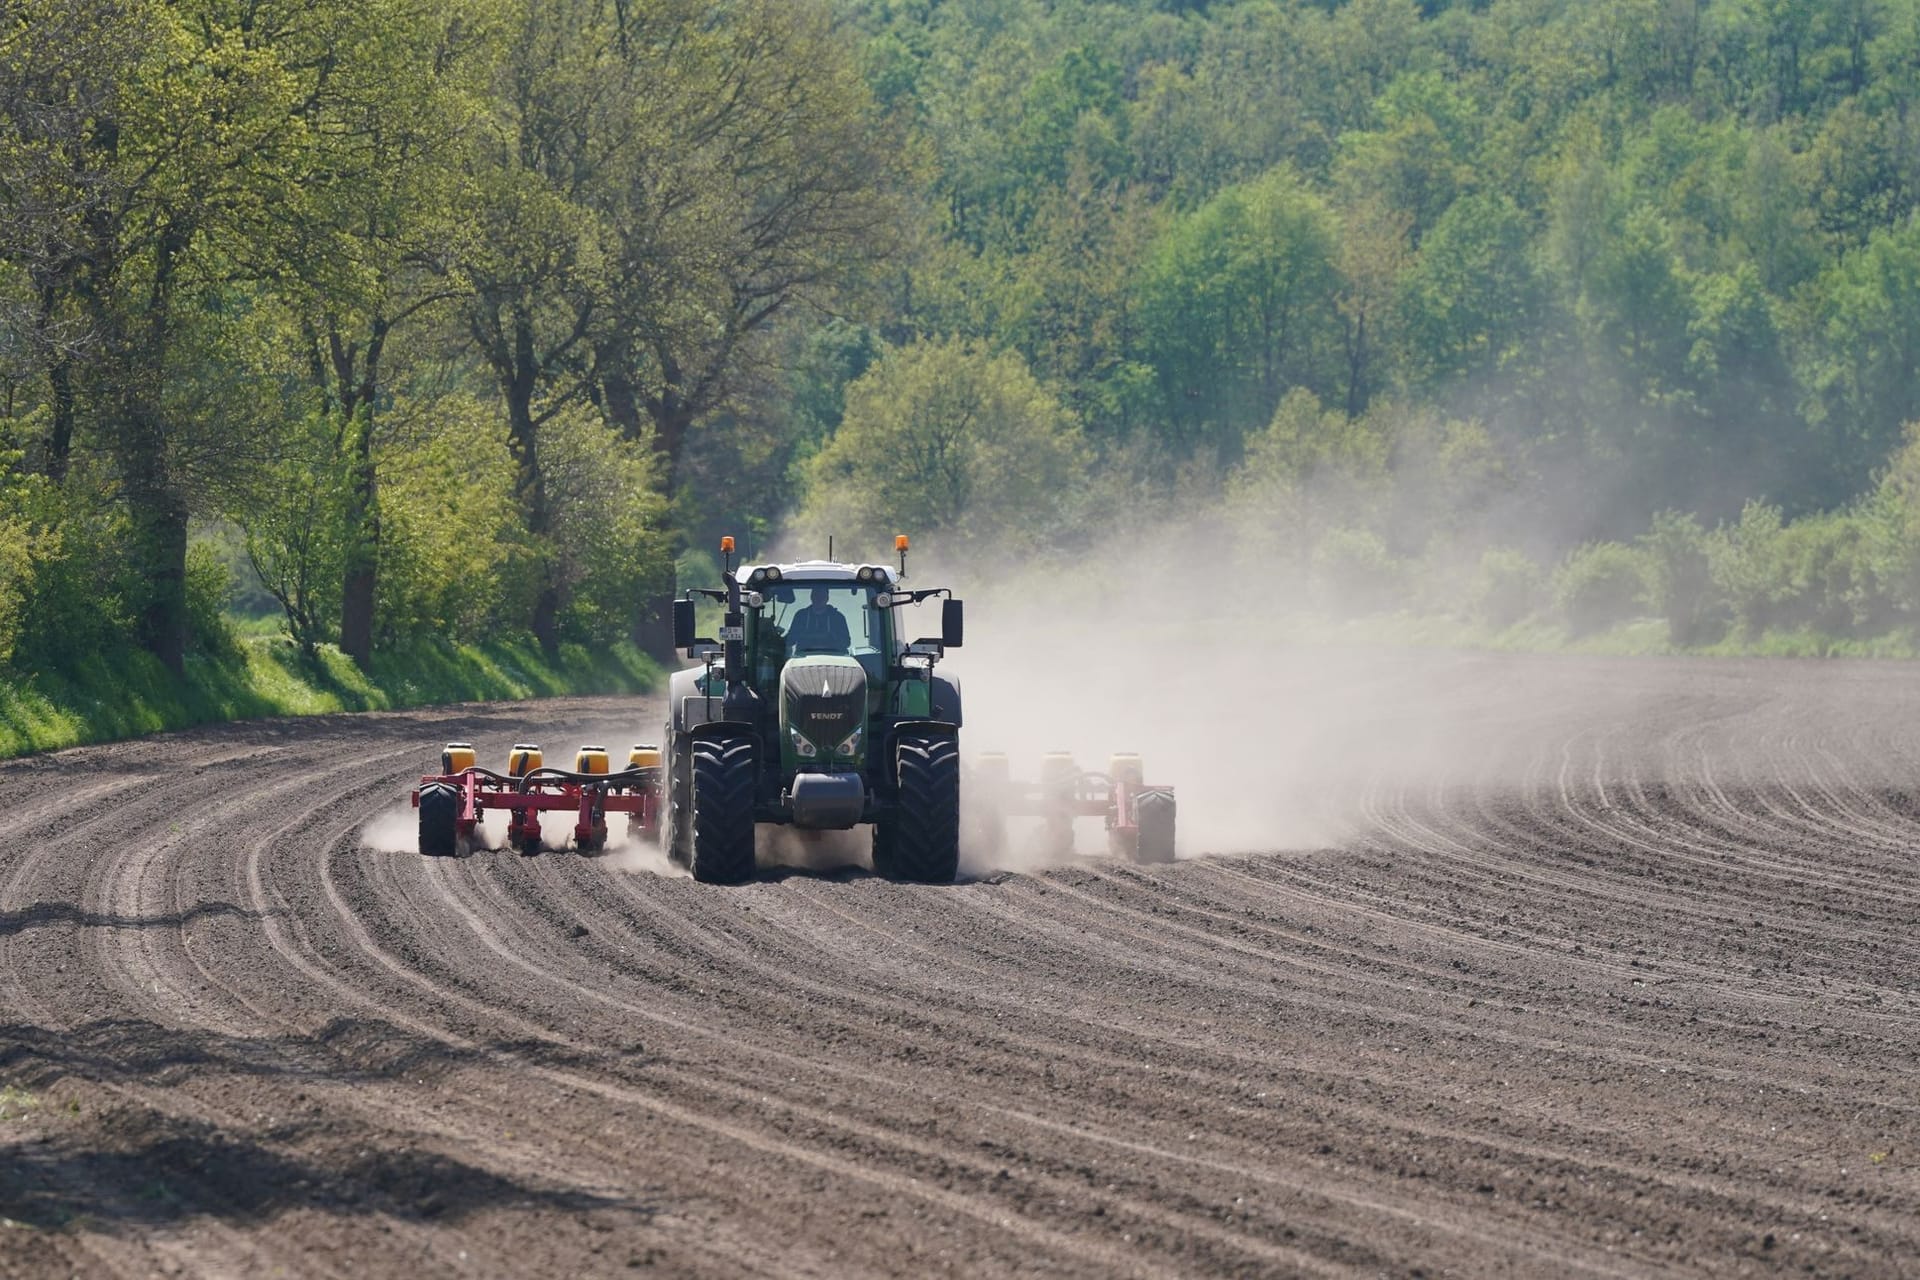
xmin=784 ymin=585 xmax=852 ymax=655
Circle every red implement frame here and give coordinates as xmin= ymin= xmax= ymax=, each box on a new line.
xmin=412 ymin=766 xmax=662 ymax=853
xmin=978 ymin=767 xmax=1176 ymax=861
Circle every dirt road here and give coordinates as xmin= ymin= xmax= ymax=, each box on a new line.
xmin=2 ymin=655 xmax=1917 ymax=1277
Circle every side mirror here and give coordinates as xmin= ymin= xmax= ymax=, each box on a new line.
xmin=942 ymin=598 xmax=964 ymax=649
xmin=672 ymin=598 xmax=695 ymax=652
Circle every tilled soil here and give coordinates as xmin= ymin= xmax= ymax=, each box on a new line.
xmin=1 ymin=656 xmax=1917 ymax=1278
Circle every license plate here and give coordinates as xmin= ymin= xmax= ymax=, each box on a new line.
xmin=719 ymin=625 xmax=744 ymax=642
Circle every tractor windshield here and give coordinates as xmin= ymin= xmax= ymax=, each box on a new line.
xmin=765 ymin=582 xmax=888 ymax=659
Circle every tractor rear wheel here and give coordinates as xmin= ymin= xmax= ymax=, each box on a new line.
xmin=690 ymin=735 xmax=756 ymax=885
xmin=1134 ymin=790 xmax=1176 ymax=865
xmin=882 ymin=734 xmax=960 ymax=884
xmin=418 ymin=783 xmax=458 ymax=856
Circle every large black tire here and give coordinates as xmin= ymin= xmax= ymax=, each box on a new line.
xmin=418 ymin=783 xmax=458 ymax=857
xmin=690 ymin=735 xmax=757 ymax=885
xmin=664 ymin=731 xmax=692 ymax=866
xmin=1134 ymin=790 xmax=1176 ymax=865
xmin=883 ymin=734 xmax=961 ymax=884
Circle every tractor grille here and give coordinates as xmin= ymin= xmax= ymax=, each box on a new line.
xmin=784 ymin=662 xmax=866 ymax=752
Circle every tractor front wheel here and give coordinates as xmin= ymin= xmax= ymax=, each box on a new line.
xmin=664 ymin=730 xmax=692 ymax=866
xmin=880 ymin=734 xmax=960 ymax=884
xmin=690 ymin=735 xmax=757 ymax=885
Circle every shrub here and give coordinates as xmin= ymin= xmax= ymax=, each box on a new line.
xmin=0 ymin=516 xmax=30 ymax=665
xmin=1471 ymin=547 xmax=1543 ymax=629
xmin=1313 ymin=527 xmax=1407 ymax=615
xmin=1553 ymin=542 xmax=1649 ymax=636
xmin=1640 ymin=511 xmax=1724 ymax=646
xmin=184 ymin=540 xmax=238 ymax=657
xmin=1769 ymin=511 xmax=1893 ymax=635
xmin=1707 ymin=501 xmax=1788 ymax=633
xmin=9 ymin=479 xmax=136 ymax=673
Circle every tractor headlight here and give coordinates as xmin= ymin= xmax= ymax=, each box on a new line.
xmin=789 ymin=727 xmax=817 ymax=758
xmin=857 ymin=566 xmax=875 ymax=582
xmin=765 ymin=566 xmax=782 ymax=582
xmin=748 ymin=568 xmax=765 ymax=585
xmin=836 ymin=726 xmax=863 ymax=757
xmin=874 ymin=592 xmax=892 ymax=609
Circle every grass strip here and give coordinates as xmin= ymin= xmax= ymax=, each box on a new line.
xmin=0 ymin=634 xmax=661 ymax=761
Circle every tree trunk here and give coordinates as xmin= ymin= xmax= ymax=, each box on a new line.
xmin=46 ymin=358 xmax=74 ymax=481
xmin=122 ymin=404 xmax=188 ymax=674
xmin=1344 ymin=311 xmax=1368 ymax=420
xmin=338 ymin=450 xmax=378 ymax=668
xmin=336 ymin=323 xmax=387 ymax=672
xmin=506 ymin=310 xmax=559 ymax=656
xmin=600 ymin=365 xmax=645 ymax=442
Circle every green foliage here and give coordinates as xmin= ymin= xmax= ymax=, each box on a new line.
xmin=1472 ymin=548 xmax=1545 ymax=631
xmin=1708 ymin=502 xmax=1895 ymax=636
xmin=1707 ymin=500 xmax=1790 ymax=632
xmin=5 ymin=477 xmax=136 ymax=674
xmin=372 ymin=393 xmax=526 ymax=642
xmin=183 ymin=541 xmax=237 ymax=658
xmin=800 ymin=339 xmax=1083 ymax=553
xmin=543 ymin=404 xmax=672 ymax=646
xmin=1312 ymin=527 xmax=1406 ymax=617
xmin=236 ymin=410 xmax=351 ymax=655
xmin=21 ymin=0 xmax=1920 ymax=748
xmin=0 ymin=632 xmax=662 ymax=761
xmin=1640 ymin=511 xmax=1724 ymax=646
xmin=0 ymin=514 xmax=29 ymax=665
xmin=1553 ymin=543 xmax=1651 ymax=636
xmin=1396 ymin=194 xmax=1537 ymax=389
xmin=1136 ymin=166 xmax=1338 ymax=452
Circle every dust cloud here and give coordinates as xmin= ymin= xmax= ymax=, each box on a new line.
xmin=359 ymin=806 xmax=422 ymax=854
xmin=908 ymin=527 xmax=1631 ymax=876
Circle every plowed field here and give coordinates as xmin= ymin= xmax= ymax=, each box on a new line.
xmin=3 ymin=655 xmax=1917 ymax=1277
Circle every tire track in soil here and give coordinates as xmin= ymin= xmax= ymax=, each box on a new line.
xmin=1 ymin=670 xmax=1918 ymax=1277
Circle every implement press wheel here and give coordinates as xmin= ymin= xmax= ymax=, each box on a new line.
xmin=418 ymin=783 xmax=458 ymax=857
xmin=1134 ymin=790 xmax=1176 ymax=865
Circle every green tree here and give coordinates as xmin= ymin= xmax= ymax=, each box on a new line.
xmin=799 ymin=339 xmax=1082 ymax=553
xmin=1136 ymin=166 xmax=1339 ymax=453
xmin=265 ymin=0 xmax=494 ymax=668
xmin=1797 ymin=213 xmax=1920 ymax=499
xmin=1396 ymin=193 xmax=1538 ymax=391
xmin=457 ymin=0 xmax=899 ymax=652
xmin=0 ymin=0 xmax=358 ymax=671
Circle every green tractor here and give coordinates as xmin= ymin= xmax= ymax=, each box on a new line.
xmin=664 ymin=535 xmax=966 ymax=884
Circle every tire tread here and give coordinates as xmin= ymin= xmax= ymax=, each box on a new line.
xmin=690 ymin=735 xmax=756 ymax=884
xmin=886 ymin=734 xmax=960 ymax=883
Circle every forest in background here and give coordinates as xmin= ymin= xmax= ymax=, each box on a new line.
xmin=10 ymin=0 xmax=1920 ymax=707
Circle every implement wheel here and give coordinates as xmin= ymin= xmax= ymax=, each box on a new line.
xmin=880 ymin=733 xmax=960 ymax=884
xmin=1135 ymin=791 xmax=1176 ymax=865
xmin=690 ymin=735 xmax=756 ymax=885
xmin=418 ymin=783 xmax=458 ymax=857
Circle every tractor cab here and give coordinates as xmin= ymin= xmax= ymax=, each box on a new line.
xmin=739 ymin=561 xmax=898 ymax=683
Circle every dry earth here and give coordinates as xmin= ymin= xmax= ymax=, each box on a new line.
xmin=1 ymin=654 xmax=1917 ymax=1277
